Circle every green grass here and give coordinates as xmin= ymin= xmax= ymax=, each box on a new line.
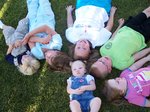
xmin=0 ymin=0 xmax=150 ymax=112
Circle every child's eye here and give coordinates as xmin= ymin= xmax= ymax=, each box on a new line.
xmin=73 ymin=69 xmax=76 ymax=71
xmin=79 ymin=67 xmax=82 ymax=69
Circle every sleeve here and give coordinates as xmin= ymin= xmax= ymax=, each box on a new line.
xmin=86 ymin=75 xmax=95 ymax=84
xmin=120 ymin=68 xmax=132 ymax=78
xmin=31 ymin=43 xmax=44 ymax=60
xmin=128 ymin=96 xmax=146 ymax=107
xmin=67 ymin=77 xmax=71 ymax=83
xmin=51 ymin=34 xmax=62 ymax=50
xmin=93 ymin=28 xmax=112 ymax=48
xmin=65 ymin=27 xmax=78 ymax=44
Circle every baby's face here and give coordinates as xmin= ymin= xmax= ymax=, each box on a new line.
xmin=71 ymin=61 xmax=86 ymax=77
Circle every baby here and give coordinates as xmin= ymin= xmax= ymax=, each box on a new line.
xmin=67 ymin=60 xmax=101 ymax=112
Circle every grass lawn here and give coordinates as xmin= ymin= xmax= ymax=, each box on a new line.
xmin=0 ymin=0 xmax=150 ymax=112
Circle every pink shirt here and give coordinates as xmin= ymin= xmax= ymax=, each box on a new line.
xmin=120 ymin=67 xmax=150 ymax=106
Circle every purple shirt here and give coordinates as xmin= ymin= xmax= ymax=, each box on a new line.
xmin=120 ymin=67 xmax=150 ymax=106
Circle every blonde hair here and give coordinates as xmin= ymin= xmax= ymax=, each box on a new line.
xmin=18 ymin=58 xmax=40 ymax=75
xmin=103 ymin=80 xmax=121 ymax=101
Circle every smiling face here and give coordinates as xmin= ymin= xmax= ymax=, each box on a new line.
xmin=91 ymin=56 xmax=112 ymax=78
xmin=74 ymin=40 xmax=91 ymax=59
xmin=71 ymin=60 xmax=86 ymax=77
xmin=45 ymin=50 xmax=59 ymax=65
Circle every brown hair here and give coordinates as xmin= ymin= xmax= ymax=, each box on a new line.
xmin=68 ymin=41 xmax=93 ymax=60
xmin=90 ymin=65 xmax=103 ymax=78
xmin=48 ymin=52 xmax=73 ymax=72
xmin=103 ymin=80 xmax=121 ymax=101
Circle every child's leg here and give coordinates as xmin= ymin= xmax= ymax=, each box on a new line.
xmin=141 ymin=18 xmax=150 ymax=41
xmin=90 ymin=97 xmax=101 ymax=112
xmin=70 ymin=100 xmax=82 ymax=112
xmin=125 ymin=7 xmax=150 ymax=42
xmin=125 ymin=13 xmax=147 ymax=27
xmin=36 ymin=0 xmax=55 ymax=29
xmin=125 ymin=7 xmax=150 ymax=27
xmin=2 ymin=25 xmax=15 ymax=45
xmin=26 ymin=0 xmax=39 ymax=30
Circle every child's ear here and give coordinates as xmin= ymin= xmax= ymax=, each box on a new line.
xmin=119 ymin=89 xmax=124 ymax=95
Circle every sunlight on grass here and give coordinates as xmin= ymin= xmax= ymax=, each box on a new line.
xmin=26 ymin=62 xmax=48 ymax=112
xmin=0 ymin=0 xmax=11 ymax=43
xmin=0 ymin=0 xmax=11 ymax=19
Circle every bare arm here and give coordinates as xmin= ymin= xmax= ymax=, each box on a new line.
xmin=129 ymin=54 xmax=150 ymax=71
xmin=79 ymin=80 xmax=96 ymax=91
xmin=110 ymin=18 xmax=125 ymax=40
xmin=67 ymin=81 xmax=83 ymax=95
xmin=22 ymin=25 xmax=57 ymax=45
xmin=105 ymin=6 xmax=117 ymax=31
xmin=133 ymin=47 xmax=150 ymax=61
xmin=6 ymin=44 xmax=14 ymax=54
xmin=66 ymin=5 xmax=74 ymax=28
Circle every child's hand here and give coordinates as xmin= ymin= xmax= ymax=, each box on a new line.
xmin=79 ymin=86 xmax=87 ymax=92
xmin=66 ymin=5 xmax=74 ymax=13
xmin=22 ymin=34 xmax=30 ymax=45
xmin=110 ymin=6 xmax=117 ymax=15
xmin=40 ymin=36 xmax=51 ymax=44
xmin=73 ymin=88 xmax=84 ymax=95
xmin=118 ymin=18 xmax=125 ymax=26
xmin=14 ymin=40 xmax=22 ymax=48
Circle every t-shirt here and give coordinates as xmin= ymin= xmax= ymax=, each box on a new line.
xmin=67 ymin=74 xmax=94 ymax=84
xmin=66 ymin=5 xmax=111 ymax=48
xmin=31 ymin=34 xmax=62 ymax=60
xmin=100 ymin=26 xmax=146 ymax=70
xmin=120 ymin=67 xmax=150 ymax=106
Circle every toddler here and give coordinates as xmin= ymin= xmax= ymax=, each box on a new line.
xmin=67 ymin=60 xmax=101 ymax=112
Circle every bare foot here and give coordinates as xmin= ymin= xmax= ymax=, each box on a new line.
xmin=143 ymin=6 xmax=150 ymax=18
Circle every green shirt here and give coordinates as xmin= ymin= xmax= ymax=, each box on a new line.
xmin=100 ymin=26 xmax=146 ymax=70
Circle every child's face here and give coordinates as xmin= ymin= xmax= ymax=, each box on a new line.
xmin=74 ymin=40 xmax=91 ymax=59
xmin=45 ymin=50 xmax=59 ymax=65
xmin=91 ymin=56 xmax=112 ymax=77
xmin=108 ymin=77 xmax=127 ymax=94
xmin=71 ymin=61 xmax=86 ymax=77
xmin=21 ymin=55 xmax=34 ymax=65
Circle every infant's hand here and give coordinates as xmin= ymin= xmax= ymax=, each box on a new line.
xmin=74 ymin=88 xmax=83 ymax=95
xmin=79 ymin=86 xmax=86 ymax=92
xmin=118 ymin=18 xmax=125 ymax=25
xmin=66 ymin=5 xmax=74 ymax=13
